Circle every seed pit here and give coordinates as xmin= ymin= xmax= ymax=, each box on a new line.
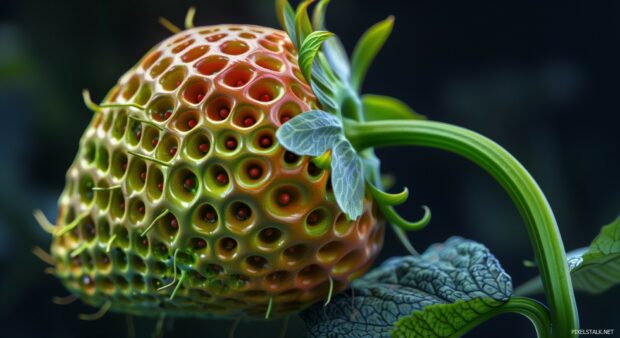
xmin=172 ymin=39 xmax=194 ymax=54
xmin=183 ymin=80 xmax=210 ymax=104
xmin=246 ymin=255 xmax=268 ymax=272
xmin=283 ymin=151 xmax=300 ymax=165
xmin=258 ymin=39 xmax=281 ymax=52
xmin=155 ymin=134 xmax=179 ymax=162
xmin=174 ymin=109 xmax=201 ymax=132
xmin=181 ymin=45 xmax=209 ymax=63
xmin=140 ymin=126 xmax=159 ymax=153
xmin=160 ymin=66 xmax=187 ymax=91
xmin=222 ymin=64 xmax=255 ymax=88
xmin=239 ymin=32 xmax=256 ymax=39
xmin=128 ymin=199 xmax=146 ymax=223
xmin=206 ymin=33 xmax=227 ymax=42
xmin=196 ymin=55 xmax=229 ymax=76
xmin=304 ymin=207 xmax=332 ymax=237
xmin=142 ymin=50 xmax=162 ymax=70
xmin=170 ymin=168 xmax=199 ymax=202
xmin=230 ymin=201 xmax=252 ymax=222
xmin=122 ymin=75 xmax=140 ymax=100
xmin=282 ymin=244 xmax=307 ymax=265
xmin=111 ymin=150 xmax=128 ymax=179
xmin=150 ymin=57 xmax=173 ymax=78
xmin=297 ymin=264 xmax=326 ymax=286
xmin=277 ymin=101 xmax=301 ymax=125
xmin=249 ymin=78 xmax=283 ymax=103
xmin=186 ymin=132 xmax=212 ymax=160
xmin=207 ymin=165 xmax=230 ymax=188
xmin=220 ymin=40 xmax=249 ymax=55
xmin=258 ymin=227 xmax=281 ymax=244
xmin=134 ymin=84 xmax=152 ymax=106
xmin=307 ymin=161 xmax=323 ymax=177
xmin=254 ymin=55 xmax=284 ymax=72
xmin=193 ymin=203 xmax=219 ymax=234
xmin=317 ymin=241 xmax=346 ymax=263
xmin=95 ymin=145 xmax=110 ymax=172
xmin=157 ymin=212 xmax=179 ymax=242
xmin=333 ymin=250 xmax=363 ymax=275
xmin=233 ymin=106 xmax=260 ymax=128
xmin=148 ymin=96 xmax=175 ymax=122
xmin=110 ymin=189 xmax=125 ymax=219
xmin=217 ymin=237 xmax=238 ymax=258
xmin=206 ymin=96 xmax=233 ymax=121
xmin=146 ymin=166 xmax=164 ymax=201
xmin=224 ymin=136 xmax=238 ymax=151
xmin=191 ymin=237 xmax=208 ymax=251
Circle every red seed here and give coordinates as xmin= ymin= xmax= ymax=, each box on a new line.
xmin=198 ymin=143 xmax=209 ymax=153
xmin=216 ymin=172 xmax=228 ymax=184
xmin=194 ymin=239 xmax=207 ymax=249
xmin=187 ymin=119 xmax=197 ymax=129
xmin=235 ymin=205 xmax=249 ymax=220
xmin=175 ymin=80 xmax=181 ymax=87
xmin=204 ymin=210 xmax=216 ymax=222
xmin=277 ymin=192 xmax=291 ymax=206
xmin=157 ymin=182 xmax=164 ymax=191
xmin=140 ymin=171 xmax=146 ymax=181
xmin=259 ymin=94 xmax=271 ymax=102
xmin=169 ymin=146 xmax=177 ymax=156
xmin=164 ymin=110 xmax=172 ymax=119
xmin=248 ymin=166 xmax=262 ymax=179
xmin=218 ymin=108 xmax=230 ymax=119
xmin=259 ymin=136 xmax=272 ymax=148
xmin=151 ymin=138 xmax=159 ymax=146
xmin=243 ymin=116 xmax=255 ymax=127
xmin=284 ymin=151 xmax=298 ymax=163
xmin=141 ymin=237 xmax=148 ymax=246
xmin=119 ymin=202 xmax=125 ymax=211
xmin=184 ymin=177 xmax=196 ymax=190
xmin=235 ymin=80 xmax=245 ymax=87
xmin=196 ymin=93 xmax=204 ymax=102
xmin=307 ymin=210 xmax=320 ymax=225
xmin=280 ymin=115 xmax=291 ymax=123
xmin=135 ymin=131 xmax=142 ymax=140
xmin=225 ymin=138 xmax=237 ymax=150
xmin=169 ymin=218 xmax=178 ymax=229
xmin=138 ymin=205 xmax=145 ymax=214
xmin=121 ymin=162 xmax=127 ymax=172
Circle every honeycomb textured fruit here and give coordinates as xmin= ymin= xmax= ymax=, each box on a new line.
xmin=50 ymin=25 xmax=384 ymax=318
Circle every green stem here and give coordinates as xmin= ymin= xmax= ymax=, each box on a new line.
xmin=345 ymin=120 xmax=578 ymax=338
xmin=454 ymin=297 xmax=552 ymax=338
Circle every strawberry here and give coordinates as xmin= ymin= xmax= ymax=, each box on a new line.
xmin=40 ymin=21 xmax=385 ymax=319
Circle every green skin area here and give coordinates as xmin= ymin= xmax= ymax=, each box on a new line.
xmin=49 ymin=25 xmax=383 ymax=319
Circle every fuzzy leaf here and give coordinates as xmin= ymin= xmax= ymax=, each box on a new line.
xmin=301 ymin=237 xmax=513 ymax=338
xmin=276 ymin=0 xmax=298 ymax=49
xmin=350 ymin=16 xmax=394 ymax=92
xmin=275 ymin=110 xmax=342 ymax=157
xmin=362 ymin=94 xmax=426 ymax=121
xmin=516 ymin=214 xmax=620 ymax=296
xmin=331 ymin=139 xmax=364 ymax=220
xmin=299 ymin=31 xmax=334 ymax=83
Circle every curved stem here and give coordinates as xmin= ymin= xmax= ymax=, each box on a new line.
xmin=454 ymin=297 xmax=552 ymax=338
xmin=345 ymin=119 xmax=578 ymax=338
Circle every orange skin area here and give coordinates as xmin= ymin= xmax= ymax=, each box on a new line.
xmin=51 ymin=25 xmax=384 ymax=318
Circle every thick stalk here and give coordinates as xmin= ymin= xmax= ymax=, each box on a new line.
xmin=345 ymin=120 xmax=578 ymax=338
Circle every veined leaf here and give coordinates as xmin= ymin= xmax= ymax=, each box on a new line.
xmin=298 ymin=31 xmax=334 ymax=83
xmin=350 ymin=16 xmax=394 ymax=92
xmin=516 ymin=214 xmax=620 ymax=296
xmin=276 ymin=0 xmax=298 ymax=49
xmin=295 ymin=0 xmax=315 ymax=48
xmin=362 ymin=94 xmax=426 ymax=121
xmin=275 ymin=110 xmax=342 ymax=157
xmin=301 ymin=237 xmax=513 ymax=338
xmin=324 ymin=36 xmax=351 ymax=82
xmin=331 ymin=139 xmax=364 ymax=220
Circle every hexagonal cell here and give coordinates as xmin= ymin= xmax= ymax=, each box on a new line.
xmin=220 ymin=40 xmax=249 ymax=55
xmin=281 ymin=244 xmax=308 ymax=266
xmin=110 ymin=150 xmax=128 ymax=179
xmin=110 ymin=189 xmax=126 ymax=220
xmin=193 ymin=203 xmax=219 ymax=234
xmin=113 ymin=226 xmax=130 ymax=248
xmin=94 ymin=180 xmax=111 ymax=210
xmin=94 ymin=250 xmax=111 ymax=271
xmin=227 ymin=201 xmax=254 ymax=233
xmin=253 ymin=54 xmax=284 ymax=72
xmin=169 ymin=167 xmax=199 ymax=203
xmin=232 ymin=105 xmax=262 ymax=129
xmin=255 ymin=226 xmax=285 ymax=252
xmin=276 ymin=101 xmax=302 ymax=125
xmin=205 ymin=33 xmax=227 ymax=42
xmin=317 ymin=241 xmax=346 ymax=264
xmin=238 ymin=157 xmax=270 ymax=188
xmin=148 ymin=95 xmax=175 ymax=122
xmin=159 ymin=66 xmax=187 ymax=91
xmin=282 ymin=151 xmax=301 ymax=167
xmin=190 ymin=237 xmax=208 ymax=253
xmin=128 ymin=198 xmax=146 ymax=224
xmin=134 ymin=84 xmax=152 ymax=106
xmin=205 ymin=95 xmax=234 ymax=122
xmin=96 ymin=218 xmax=111 ymax=242
xmin=146 ymin=165 xmax=164 ymax=201
xmin=155 ymin=133 xmax=179 ymax=163
xmin=248 ymin=78 xmax=284 ymax=103
xmin=121 ymin=75 xmax=140 ymax=100
xmin=296 ymin=264 xmax=326 ymax=287
xmin=219 ymin=134 xmax=240 ymax=153
xmin=216 ymin=237 xmax=239 ymax=259
xmin=156 ymin=212 xmax=180 ymax=243
xmin=185 ymin=131 xmax=212 ymax=160
xmin=132 ymin=231 xmax=150 ymax=256
xmin=334 ymin=213 xmax=353 ymax=237
xmin=111 ymin=110 xmax=128 ymax=139
xmin=258 ymin=39 xmax=281 ymax=52
xmin=221 ymin=63 xmax=255 ymax=88
xmin=245 ymin=255 xmax=268 ymax=273
xmin=95 ymin=144 xmax=110 ymax=172
xmin=79 ymin=217 xmax=96 ymax=242
xmin=78 ymin=175 xmax=95 ymax=205
xmin=181 ymin=45 xmax=209 ymax=63
xmin=140 ymin=125 xmax=160 ymax=153
xmin=182 ymin=79 xmax=210 ymax=104
xmin=195 ymin=55 xmax=228 ymax=76
xmin=150 ymin=57 xmax=173 ymax=78
xmin=82 ymin=140 xmax=96 ymax=164
xmin=152 ymin=241 xmax=170 ymax=260
xmin=265 ymin=270 xmax=291 ymax=291
xmin=141 ymin=50 xmax=163 ymax=70
xmin=102 ymin=111 xmax=114 ymax=132
xmin=172 ymin=39 xmax=194 ymax=54
xmin=173 ymin=109 xmax=201 ymax=132
xmin=126 ymin=119 xmax=143 ymax=146
xmin=239 ymin=32 xmax=256 ymax=39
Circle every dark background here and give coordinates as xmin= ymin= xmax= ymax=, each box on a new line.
xmin=1 ymin=0 xmax=618 ymax=337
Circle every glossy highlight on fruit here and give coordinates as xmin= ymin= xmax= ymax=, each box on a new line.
xmin=49 ymin=24 xmax=384 ymax=318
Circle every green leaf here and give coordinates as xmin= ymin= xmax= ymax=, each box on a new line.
xmin=350 ymin=16 xmax=394 ymax=92
xmin=516 ymin=214 xmax=620 ymax=296
xmin=362 ymin=94 xmax=426 ymax=121
xmin=298 ymin=31 xmax=334 ymax=84
xmin=311 ymin=0 xmax=330 ymax=30
xmin=331 ymin=139 xmax=364 ymax=220
xmin=276 ymin=0 xmax=297 ymax=49
xmin=301 ymin=237 xmax=513 ymax=337
xmin=309 ymin=0 xmax=351 ymax=81
xmin=275 ymin=110 xmax=342 ymax=157
xmin=294 ymin=0 xmax=315 ymax=48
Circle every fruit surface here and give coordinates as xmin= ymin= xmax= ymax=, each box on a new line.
xmin=50 ymin=24 xmax=384 ymax=318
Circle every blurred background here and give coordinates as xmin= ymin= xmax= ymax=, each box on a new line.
xmin=0 ymin=0 xmax=618 ymax=337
